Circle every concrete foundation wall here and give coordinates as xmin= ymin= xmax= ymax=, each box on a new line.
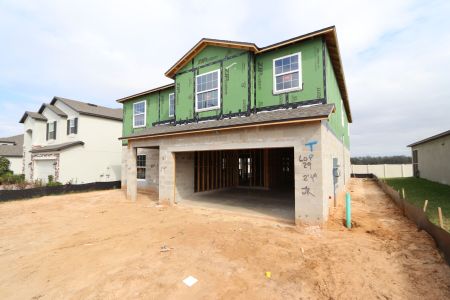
xmin=126 ymin=121 xmax=342 ymax=224
xmin=121 ymin=146 xmax=160 ymax=192
xmin=321 ymin=121 xmax=351 ymax=215
xmin=412 ymin=135 xmax=450 ymax=185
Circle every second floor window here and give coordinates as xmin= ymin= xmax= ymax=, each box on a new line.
xmin=67 ymin=118 xmax=78 ymax=135
xmin=273 ymin=53 xmax=301 ymax=94
xmin=133 ymin=101 xmax=146 ymax=128
xmin=196 ymin=69 xmax=220 ymax=111
xmin=47 ymin=121 xmax=56 ymax=140
xmin=169 ymin=93 xmax=175 ymax=117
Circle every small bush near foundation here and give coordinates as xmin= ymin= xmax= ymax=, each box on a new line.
xmin=46 ymin=181 xmax=62 ymax=187
xmin=0 ymin=173 xmax=25 ymax=185
xmin=0 ymin=157 xmax=11 ymax=176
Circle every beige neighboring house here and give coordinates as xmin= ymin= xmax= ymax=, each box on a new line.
xmin=0 ymin=134 xmax=24 ymax=174
xmin=408 ymin=130 xmax=450 ymax=185
xmin=19 ymin=97 xmax=123 ymax=184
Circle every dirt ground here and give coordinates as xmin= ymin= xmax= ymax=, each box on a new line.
xmin=0 ymin=179 xmax=449 ymax=299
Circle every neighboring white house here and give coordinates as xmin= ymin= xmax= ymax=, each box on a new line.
xmin=408 ymin=130 xmax=450 ymax=185
xmin=0 ymin=134 xmax=24 ymax=174
xmin=19 ymin=97 xmax=123 ymax=184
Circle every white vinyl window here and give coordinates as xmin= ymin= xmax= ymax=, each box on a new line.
xmin=195 ymin=69 xmax=220 ymax=112
xmin=169 ymin=93 xmax=175 ymax=117
xmin=133 ymin=101 xmax=146 ymax=128
xmin=273 ymin=52 xmax=302 ymax=94
xmin=69 ymin=119 xmax=76 ymax=134
xmin=48 ymin=122 xmax=56 ymax=140
xmin=137 ymin=155 xmax=146 ymax=180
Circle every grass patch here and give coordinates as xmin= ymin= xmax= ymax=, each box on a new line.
xmin=385 ymin=177 xmax=450 ymax=231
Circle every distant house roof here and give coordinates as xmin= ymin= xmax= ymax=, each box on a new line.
xmin=121 ymin=103 xmax=334 ymax=140
xmin=19 ymin=111 xmax=47 ymax=123
xmin=50 ymin=97 xmax=123 ymax=121
xmin=0 ymin=134 xmax=24 ymax=157
xmin=116 ymin=83 xmax=175 ymax=103
xmin=408 ymin=130 xmax=450 ymax=147
xmin=38 ymin=104 xmax=68 ymax=117
xmin=30 ymin=141 xmax=85 ymax=153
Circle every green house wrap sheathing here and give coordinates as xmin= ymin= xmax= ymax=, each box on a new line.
xmin=122 ymin=86 xmax=175 ymax=145
xmin=255 ymin=38 xmax=324 ymax=108
xmin=324 ymin=44 xmax=350 ymax=148
xmin=120 ymin=32 xmax=350 ymax=147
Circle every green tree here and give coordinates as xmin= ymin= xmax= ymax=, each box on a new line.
xmin=0 ymin=157 xmax=11 ymax=175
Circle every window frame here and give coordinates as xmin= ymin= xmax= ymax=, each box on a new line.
xmin=272 ymin=52 xmax=302 ymax=94
xmin=168 ymin=93 xmax=175 ymax=117
xmin=195 ymin=69 xmax=221 ymax=112
xmin=136 ymin=154 xmax=146 ymax=181
xmin=133 ymin=100 xmax=146 ymax=128
xmin=68 ymin=119 xmax=76 ymax=135
xmin=48 ymin=122 xmax=56 ymax=140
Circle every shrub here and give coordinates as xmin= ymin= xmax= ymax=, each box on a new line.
xmin=0 ymin=157 xmax=11 ymax=176
xmin=48 ymin=175 xmax=54 ymax=183
xmin=47 ymin=181 xmax=62 ymax=187
xmin=0 ymin=173 xmax=25 ymax=185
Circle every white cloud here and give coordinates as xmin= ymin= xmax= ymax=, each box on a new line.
xmin=0 ymin=0 xmax=449 ymax=157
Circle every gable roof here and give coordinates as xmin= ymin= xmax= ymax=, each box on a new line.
xmin=51 ymin=97 xmax=123 ymax=121
xmin=38 ymin=104 xmax=68 ymax=117
xmin=164 ymin=26 xmax=351 ymax=122
xmin=19 ymin=111 xmax=47 ymax=123
xmin=30 ymin=141 xmax=85 ymax=153
xmin=116 ymin=83 xmax=175 ymax=103
xmin=408 ymin=130 xmax=450 ymax=147
xmin=121 ymin=103 xmax=334 ymax=140
xmin=0 ymin=134 xmax=24 ymax=157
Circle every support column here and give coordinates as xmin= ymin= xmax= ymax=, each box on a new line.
xmin=294 ymin=136 xmax=325 ymax=225
xmin=158 ymin=147 xmax=175 ymax=205
xmin=126 ymin=145 xmax=137 ymax=201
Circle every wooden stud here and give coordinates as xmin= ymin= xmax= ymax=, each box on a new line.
xmin=423 ymin=200 xmax=428 ymax=212
xmin=201 ymin=152 xmax=205 ymax=192
xmin=438 ymin=207 xmax=444 ymax=229
xmin=264 ymin=149 xmax=269 ymax=188
xmin=173 ymin=153 xmax=176 ymax=203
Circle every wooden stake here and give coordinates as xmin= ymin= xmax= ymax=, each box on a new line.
xmin=438 ymin=207 xmax=444 ymax=229
xmin=401 ymin=188 xmax=405 ymax=199
xmin=423 ymin=200 xmax=428 ymax=212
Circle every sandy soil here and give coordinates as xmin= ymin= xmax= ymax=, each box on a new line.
xmin=0 ymin=178 xmax=449 ymax=299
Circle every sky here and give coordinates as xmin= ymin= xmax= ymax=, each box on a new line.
xmin=0 ymin=0 xmax=449 ymax=156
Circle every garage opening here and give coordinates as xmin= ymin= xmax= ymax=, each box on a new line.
xmin=183 ymin=148 xmax=294 ymax=221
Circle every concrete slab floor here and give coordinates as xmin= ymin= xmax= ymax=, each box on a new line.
xmin=178 ymin=187 xmax=295 ymax=222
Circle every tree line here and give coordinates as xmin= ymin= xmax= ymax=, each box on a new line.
xmin=351 ymin=156 xmax=412 ymax=165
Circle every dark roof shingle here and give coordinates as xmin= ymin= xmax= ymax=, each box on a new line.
xmin=51 ymin=97 xmax=123 ymax=121
xmin=0 ymin=134 xmax=24 ymax=157
xmin=121 ymin=104 xmax=334 ymax=140
xmin=408 ymin=130 xmax=450 ymax=147
xmin=30 ymin=141 xmax=85 ymax=153
xmin=19 ymin=112 xmax=47 ymax=123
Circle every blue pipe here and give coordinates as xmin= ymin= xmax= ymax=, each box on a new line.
xmin=346 ymin=192 xmax=351 ymax=229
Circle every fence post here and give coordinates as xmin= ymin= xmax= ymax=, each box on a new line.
xmin=438 ymin=207 xmax=444 ymax=229
xmin=401 ymin=164 xmax=404 ymax=177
